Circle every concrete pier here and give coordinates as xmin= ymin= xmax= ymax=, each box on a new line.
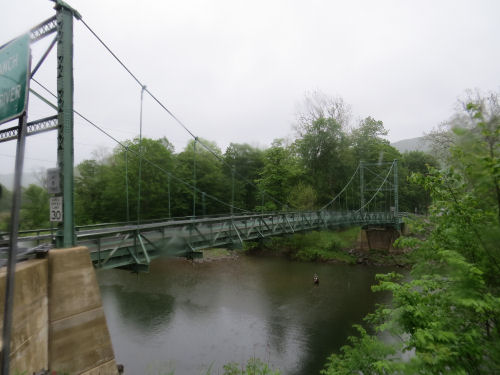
xmin=358 ymin=226 xmax=400 ymax=251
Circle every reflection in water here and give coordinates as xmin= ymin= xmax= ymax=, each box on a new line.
xmin=97 ymin=255 xmax=393 ymax=375
xmin=100 ymin=286 xmax=175 ymax=336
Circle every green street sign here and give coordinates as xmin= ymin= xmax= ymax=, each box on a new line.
xmin=0 ymin=33 xmax=30 ymax=125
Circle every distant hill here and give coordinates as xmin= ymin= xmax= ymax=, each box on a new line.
xmin=391 ymin=136 xmax=431 ymax=153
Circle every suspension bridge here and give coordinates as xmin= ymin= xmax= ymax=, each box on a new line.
xmin=0 ymin=3 xmax=407 ymax=373
xmin=0 ymin=159 xmax=402 ymax=272
xmin=0 ymin=3 xmax=403 ymax=273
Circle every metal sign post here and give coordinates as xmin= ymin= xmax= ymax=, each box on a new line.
xmin=0 ymin=33 xmax=30 ymax=375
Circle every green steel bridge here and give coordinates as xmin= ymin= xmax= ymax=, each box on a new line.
xmin=1 ymin=208 xmax=402 ymax=272
xmin=0 ymin=8 xmax=402 ymax=273
xmin=1 ymin=158 xmax=402 ymax=272
xmin=0 ymin=6 xmax=404 ymax=372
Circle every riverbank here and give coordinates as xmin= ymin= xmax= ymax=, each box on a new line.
xmin=244 ymin=227 xmax=412 ymax=267
xmin=197 ymin=247 xmax=240 ymax=262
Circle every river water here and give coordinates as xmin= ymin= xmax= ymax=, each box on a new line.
xmin=97 ymin=254 xmax=393 ymax=375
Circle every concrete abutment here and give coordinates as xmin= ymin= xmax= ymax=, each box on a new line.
xmin=0 ymin=246 xmax=118 ymax=374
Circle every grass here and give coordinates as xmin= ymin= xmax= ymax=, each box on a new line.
xmin=246 ymin=227 xmax=361 ymax=264
xmin=244 ymin=226 xmax=414 ymax=267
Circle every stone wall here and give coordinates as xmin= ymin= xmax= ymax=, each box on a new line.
xmin=358 ymin=227 xmax=400 ymax=251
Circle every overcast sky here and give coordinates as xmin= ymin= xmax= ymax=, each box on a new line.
xmin=1 ymin=0 xmax=500 ymax=180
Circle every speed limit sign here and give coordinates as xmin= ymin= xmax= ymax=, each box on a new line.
xmin=50 ymin=197 xmax=63 ymax=222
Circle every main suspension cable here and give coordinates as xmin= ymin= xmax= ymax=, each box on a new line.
xmin=31 ymin=79 xmax=252 ymax=214
xmin=355 ymin=162 xmax=394 ymax=214
xmin=320 ymin=164 xmax=360 ymax=211
xmin=78 ymin=18 xmax=291 ymax=210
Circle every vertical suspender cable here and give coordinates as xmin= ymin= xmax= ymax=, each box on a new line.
xmin=202 ymin=192 xmax=206 ymax=216
xmin=193 ymin=137 xmax=197 ymax=217
xmin=359 ymin=161 xmax=364 ymax=213
xmin=125 ymin=147 xmax=130 ymax=222
xmin=231 ymin=166 xmax=235 ymax=216
xmin=137 ymin=85 xmax=146 ymax=223
xmin=167 ymin=173 xmax=171 ymax=218
xmin=394 ymin=159 xmax=398 ymax=216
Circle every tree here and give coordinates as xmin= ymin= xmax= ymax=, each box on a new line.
xmin=295 ymin=116 xmax=351 ymax=204
xmin=20 ymin=184 xmax=49 ymax=229
xmin=295 ymin=90 xmax=351 ymax=131
xmin=174 ymin=138 xmax=229 ymax=216
xmin=288 ymin=182 xmax=318 ymax=210
xmin=108 ymin=137 xmax=176 ymax=221
xmin=74 ymin=159 xmax=109 ymax=224
xmin=322 ymin=102 xmax=500 ymax=374
xmin=399 ymin=151 xmax=438 ymax=214
xmin=350 ymin=117 xmax=400 ymax=164
xmin=0 ymin=184 xmax=11 ymax=212
xmin=74 ymin=137 xmax=176 ymax=224
xmin=256 ymin=139 xmax=302 ymax=211
xmin=223 ymin=143 xmax=265 ymax=211
xmin=430 ymin=91 xmax=500 ymax=218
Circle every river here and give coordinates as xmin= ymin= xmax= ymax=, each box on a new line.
xmin=97 ymin=254 xmax=393 ymax=375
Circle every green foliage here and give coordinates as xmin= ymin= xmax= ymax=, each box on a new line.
xmin=175 ymin=138 xmax=229 ymax=215
xmin=20 ymin=184 xmax=49 ymax=229
xmin=0 ymin=183 xmax=12 ymax=211
xmin=256 ymin=228 xmax=359 ymax=263
xmin=399 ymin=151 xmax=438 ymax=214
xmin=0 ymin=183 xmax=12 ymax=231
xmin=224 ymin=143 xmax=265 ymax=210
xmin=222 ymin=357 xmax=281 ymax=375
xmin=287 ymin=182 xmax=317 ymax=210
xmin=321 ymin=325 xmax=395 ymax=375
xmin=62 ymin=92 xmax=439 ymax=228
xmin=322 ymin=101 xmax=500 ymax=373
xmin=74 ymin=137 xmax=177 ymax=224
xmin=295 ymin=116 xmax=351 ymax=204
xmin=350 ymin=116 xmax=399 ymax=164
xmin=256 ymin=139 xmax=302 ymax=211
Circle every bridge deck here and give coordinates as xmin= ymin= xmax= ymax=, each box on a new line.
xmin=0 ymin=210 xmax=401 ymax=271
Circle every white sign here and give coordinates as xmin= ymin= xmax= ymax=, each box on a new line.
xmin=47 ymin=168 xmax=60 ymax=194
xmin=50 ymin=196 xmax=63 ymax=222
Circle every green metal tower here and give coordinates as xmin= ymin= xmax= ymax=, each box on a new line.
xmin=55 ymin=0 xmax=80 ymax=248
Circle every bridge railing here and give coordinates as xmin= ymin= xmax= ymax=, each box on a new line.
xmin=0 ymin=209 xmax=402 ymax=244
xmin=1 ymin=209 xmax=402 ymax=270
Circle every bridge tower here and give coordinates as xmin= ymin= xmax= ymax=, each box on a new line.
xmin=55 ymin=0 xmax=80 ymax=248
